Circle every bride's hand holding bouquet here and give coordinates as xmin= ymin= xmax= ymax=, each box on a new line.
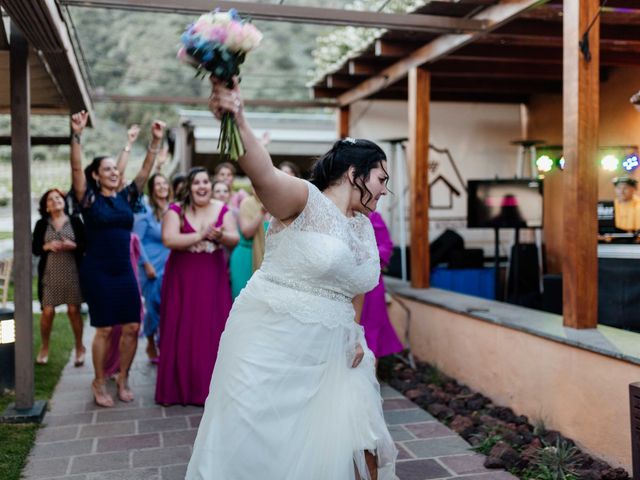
xmin=208 ymin=77 xmax=244 ymax=126
xmin=178 ymin=9 xmax=262 ymax=161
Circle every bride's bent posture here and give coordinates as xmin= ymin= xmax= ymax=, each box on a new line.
xmin=186 ymin=78 xmax=397 ymax=480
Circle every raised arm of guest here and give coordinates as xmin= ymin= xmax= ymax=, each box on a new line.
xmin=116 ymin=124 xmax=140 ymax=190
xmin=133 ymin=121 xmax=165 ymax=194
xmin=208 ymin=78 xmax=307 ymax=223
xmin=70 ymin=111 xmax=90 ymax=202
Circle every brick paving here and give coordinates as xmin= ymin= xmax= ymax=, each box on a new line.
xmin=23 ymin=327 xmax=518 ymax=480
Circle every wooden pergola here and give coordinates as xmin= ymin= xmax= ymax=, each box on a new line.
xmin=310 ymin=0 xmax=639 ymax=330
xmin=0 ymin=4 xmax=622 ymax=416
xmin=58 ymin=0 xmax=625 ymax=330
xmin=0 ymin=0 xmax=93 ymax=418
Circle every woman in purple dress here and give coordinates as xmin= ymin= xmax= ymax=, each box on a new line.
xmin=360 ymin=211 xmax=403 ymax=358
xmin=156 ymin=167 xmax=239 ymax=406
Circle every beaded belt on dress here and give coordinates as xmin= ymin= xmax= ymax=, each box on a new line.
xmin=259 ymin=272 xmax=351 ymax=304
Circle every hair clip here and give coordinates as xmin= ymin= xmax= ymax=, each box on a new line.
xmin=342 ymin=137 xmax=357 ymax=145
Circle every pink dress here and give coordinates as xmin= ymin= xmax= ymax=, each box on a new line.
xmin=155 ymin=203 xmax=233 ymax=405
xmin=360 ymin=212 xmax=403 ymax=358
xmin=104 ymin=233 xmax=144 ymax=377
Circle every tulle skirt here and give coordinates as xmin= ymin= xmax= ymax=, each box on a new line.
xmin=186 ymin=273 xmax=397 ymax=480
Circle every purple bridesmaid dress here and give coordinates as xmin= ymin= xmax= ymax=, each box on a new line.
xmin=155 ymin=203 xmax=232 ymax=405
xmin=360 ymin=212 xmax=404 ymax=358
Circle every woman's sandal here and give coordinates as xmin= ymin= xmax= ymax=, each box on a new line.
xmin=146 ymin=343 xmax=159 ymax=364
xmin=35 ymin=351 xmax=48 ymax=365
xmin=91 ymin=380 xmax=114 ymax=408
xmin=116 ymin=377 xmax=135 ymax=403
xmin=74 ymin=347 xmax=86 ymax=367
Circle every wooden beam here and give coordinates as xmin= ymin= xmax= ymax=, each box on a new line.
xmin=429 ymin=59 xmax=562 ymax=79
xmin=337 ymin=0 xmax=549 ymax=106
xmin=408 ymin=67 xmax=430 ymax=289
xmin=10 ymin=22 xmax=34 ymax=410
xmin=562 ymin=0 xmax=599 ymax=329
xmin=314 ymin=83 xmax=407 ymax=99
xmin=0 ymin=136 xmax=70 ymax=146
xmin=374 ymin=39 xmax=428 ymax=58
xmin=321 ymin=77 xmax=561 ymax=96
xmin=450 ymin=43 xmax=640 ymax=66
xmin=92 ymin=94 xmax=336 ymax=109
xmin=450 ymin=43 xmax=563 ymax=63
xmin=60 ymin=0 xmax=489 ymax=33
xmin=348 ymin=60 xmax=396 ymax=76
xmin=338 ymin=106 xmax=349 ymax=139
xmin=498 ymin=17 xmax=640 ymax=42
xmin=2 ymin=1 xmax=94 ymax=123
xmin=430 ymin=92 xmax=529 ymax=103
xmin=432 ymin=77 xmax=562 ymax=94
xmin=326 ymin=75 xmax=355 ymax=90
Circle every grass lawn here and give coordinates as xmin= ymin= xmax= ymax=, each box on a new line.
xmin=6 ymin=276 xmax=39 ymax=304
xmin=0 ymin=232 xmax=12 ymax=241
xmin=0 ymin=312 xmax=77 ymax=480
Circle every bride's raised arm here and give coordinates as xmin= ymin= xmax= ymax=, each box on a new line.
xmin=208 ymin=78 xmax=308 ymax=222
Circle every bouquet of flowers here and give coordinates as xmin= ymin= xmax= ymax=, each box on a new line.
xmin=178 ymin=9 xmax=263 ymax=160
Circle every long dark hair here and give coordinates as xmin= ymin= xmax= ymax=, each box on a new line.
xmin=39 ymin=188 xmax=68 ymax=218
xmin=147 ymin=173 xmax=172 ymax=221
xmin=84 ymin=156 xmax=112 ymax=192
xmin=309 ymin=138 xmax=387 ymax=210
xmin=171 ymin=173 xmax=186 ymax=200
xmin=178 ymin=167 xmax=210 ymax=227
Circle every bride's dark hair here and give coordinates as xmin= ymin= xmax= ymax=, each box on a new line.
xmin=309 ymin=138 xmax=387 ymax=210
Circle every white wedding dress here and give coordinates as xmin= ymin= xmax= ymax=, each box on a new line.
xmin=186 ymin=181 xmax=397 ymax=480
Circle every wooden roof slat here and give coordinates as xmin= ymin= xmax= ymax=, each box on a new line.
xmin=496 ymin=18 xmax=640 ymax=41
xmin=429 ymin=58 xmax=562 ymax=79
xmin=336 ymin=0 xmax=549 ymax=106
xmin=1 ymin=0 xmax=94 ymax=118
xmin=321 ymin=76 xmax=562 ymax=96
xmin=60 ymin=0 xmax=489 ymax=33
xmin=348 ymin=59 xmax=397 ymax=76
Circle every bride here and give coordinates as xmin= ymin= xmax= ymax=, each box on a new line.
xmin=186 ymin=78 xmax=397 ymax=480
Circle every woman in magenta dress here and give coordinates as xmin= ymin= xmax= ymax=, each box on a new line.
xmin=156 ymin=167 xmax=239 ymax=406
xmin=360 ymin=211 xmax=404 ymax=358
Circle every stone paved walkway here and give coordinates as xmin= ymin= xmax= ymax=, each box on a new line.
xmin=23 ymin=326 xmax=518 ymax=480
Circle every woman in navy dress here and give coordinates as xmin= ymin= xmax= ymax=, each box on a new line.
xmin=70 ymin=111 xmax=165 ymax=407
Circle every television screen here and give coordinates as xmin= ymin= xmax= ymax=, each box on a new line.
xmin=467 ymin=179 xmax=543 ymax=229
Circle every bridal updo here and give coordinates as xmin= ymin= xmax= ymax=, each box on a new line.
xmin=309 ymin=138 xmax=387 ymax=209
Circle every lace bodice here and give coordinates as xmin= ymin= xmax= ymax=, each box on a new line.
xmin=261 ymin=181 xmax=379 ymax=299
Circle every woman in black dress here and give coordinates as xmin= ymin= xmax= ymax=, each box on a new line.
xmin=70 ymin=111 xmax=165 ymax=407
xmin=32 ymin=188 xmax=86 ymax=366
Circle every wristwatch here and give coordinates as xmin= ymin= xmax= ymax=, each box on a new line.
xmin=123 ymin=145 xmax=131 ymax=153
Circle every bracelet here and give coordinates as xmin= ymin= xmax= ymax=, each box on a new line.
xmin=147 ymin=143 xmax=161 ymax=154
xmin=71 ymin=133 xmax=81 ymax=145
xmin=123 ymin=145 xmax=131 ymax=153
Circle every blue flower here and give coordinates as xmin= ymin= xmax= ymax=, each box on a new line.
xmin=229 ymin=8 xmax=240 ymax=20
xmin=180 ymin=31 xmax=192 ymax=45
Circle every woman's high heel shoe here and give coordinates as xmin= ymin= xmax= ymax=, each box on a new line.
xmin=92 ymin=380 xmax=114 ymax=408
xmin=74 ymin=347 xmax=86 ymax=367
xmin=35 ymin=351 xmax=48 ymax=365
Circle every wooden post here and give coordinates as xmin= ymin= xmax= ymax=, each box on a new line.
xmin=408 ymin=66 xmax=430 ymax=288
xmin=562 ymin=0 xmax=599 ymax=329
xmin=10 ymin=22 xmax=34 ymax=408
xmin=338 ymin=106 xmax=349 ymax=139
